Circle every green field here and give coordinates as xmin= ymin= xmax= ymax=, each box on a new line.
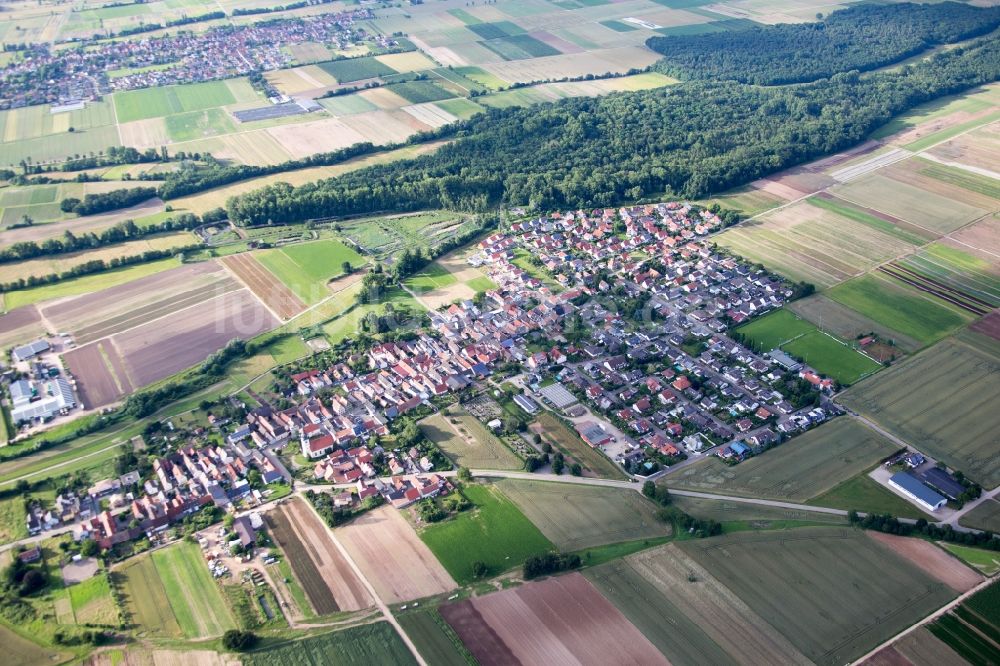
xmin=670 ymin=495 xmax=847 ymax=526
xmin=928 ymin=580 xmax=1000 ymax=666
xmin=388 ymin=81 xmax=455 ymax=104
xmin=808 ymin=195 xmax=930 ymax=245
xmin=256 ymin=239 xmax=364 ymax=305
xmin=534 ymin=412 xmax=622 ymax=478
xmin=600 ymin=19 xmax=639 ymax=32
xmin=669 ymin=418 xmax=899 ymax=502
xmin=827 ymin=274 xmax=973 ymax=346
xmin=453 ymin=66 xmax=508 ymax=90
xmin=465 ymin=275 xmax=497 ymax=292
xmin=242 ymin=623 xmax=417 ymax=666
xmin=897 ymin=242 xmax=1000 ymax=309
xmin=398 ymin=610 xmax=474 ymax=666
xmin=164 ymin=108 xmax=237 ymax=142
xmin=479 ymin=34 xmax=561 ymax=60
xmin=3 ymin=257 xmax=181 ymax=310
xmin=497 ymin=479 xmax=671 ymax=551
xmin=679 ymin=528 xmax=956 ymax=665
xmin=807 ymin=471 xmax=932 ymax=520
xmin=959 ymin=499 xmax=1000 ymax=532
xmin=317 ymin=57 xmax=396 ymax=83
xmin=67 ymin=572 xmax=118 ymax=625
xmin=402 ymin=262 xmax=458 ymax=291
xmin=151 ymin=541 xmax=234 ymax=638
xmin=735 ymin=308 xmax=821 ymax=350
xmin=419 ymin=483 xmax=554 ymax=584
xmin=419 ymin=410 xmax=523 ymax=471
xmin=319 ymin=94 xmax=380 ymax=116
xmin=919 ymin=161 xmax=1000 ymax=200
xmin=840 ymin=337 xmax=1000 ymax=488
xmin=781 ymin=330 xmax=883 ymax=385
xmin=114 ymin=79 xmax=253 ymax=123
xmin=1 ymin=623 xmax=59 ymax=666
xmin=117 ymin=553 xmax=183 ymax=637
xmin=433 ymin=97 xmax=485 ymax=119
xmin=941 ymin=543 xmax=1000 ymax=576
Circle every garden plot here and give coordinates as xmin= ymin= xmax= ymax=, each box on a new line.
xmin=419 ymin=410 xmax=523 ymax=471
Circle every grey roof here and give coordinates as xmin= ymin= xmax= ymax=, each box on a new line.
xmin=10 ymin=379 xmax=32 ymax=403
xmin=767 ymin=349 xmax=801 ymax=370
xmin=12 ymin=339 xmax=49 ymax=362
xmin=889 ymin=472 xmax=946 ymax=508
xmin=539 ymin=382 xmax=578 ymax=409
xmin=921 ymin=468 xmax=965 ymax=500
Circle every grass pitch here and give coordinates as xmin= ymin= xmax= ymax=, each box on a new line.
xmin=419 ymin=483 xmax=553 ymax=584
xmin=496 ymin=479 xmax=671 ymax=551
xmin=668 ymin=417 xmax=899 ymax=502
xmin=840 ymin=336 xmax=1000 ymax=488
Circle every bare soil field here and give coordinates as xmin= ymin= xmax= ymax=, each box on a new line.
xmin=946 ymin=214 xmax=1000 ymax=259
xmin=926 ymin=121 xmax=1000 ymax=173
xmin=335 ymin=505 xmax=457 ymax=604
xmin=63 ymin=339 xmax=133 ymax=407
xmin=222 ymin=253 xmax=306 ymax=320
xmin=441 ymin=572 xmax=667 ymax=666
xmin=113 ymin=288 xmax=278 ymax=387
xmin=888 ymin=109 xmax=988 ymax=147
xmin=266 ymin=499 xmax=372 ymax=614
xmin=866 ymin=532 xmax=982 ymax=593
xmin=85 ymin=649 xmax=241 ymax=666
xmin=0 ymin=304 xmax=45 ymax=350
xmin=265 ymin=117 xmax=368 ymax=157
xmin=970 ymin=311 xmax=1000 ymax=341
xmin=41 ymin=261 xmax=233 ymax=342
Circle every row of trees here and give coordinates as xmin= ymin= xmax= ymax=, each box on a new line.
xmin=61 ymin=186 xmax=158 ymax=216
xmin=223 ymin=37 xmax=1000 ymax=226
xmin=648 ymin=2 xmax=1000 ymax=85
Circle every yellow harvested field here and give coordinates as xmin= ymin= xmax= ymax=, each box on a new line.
xmin=340 ymin=110 xmax=430 ymax=144
xmin=119 ymin=117 xmax=170 ymax=149
xmin=177 ymin=131 xmax=292 ymax=165
xmin=265 ymin=65 xmax=337 ymax=94
xmin=402 ymin=103 xmax=457 ymax=128
xmin=358 ymin=86 xmax=413 ymax=110
xmin=336 ymin=505 xmax=457 ymax=604
xmin=265 ymin=117 xmax=367 ymax=158
xmin=375 ymin=51 xmax=437 ymax=73
xmin=483 ymin=47 xmax=661 ymax=83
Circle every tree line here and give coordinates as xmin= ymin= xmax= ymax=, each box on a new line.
xmin=647 ymin=2 xmax=1000 ymax=85
xmin=61 ymin=186 xmax=158 ymax=216
xmin=222 ymin=38 xmax=1000 ymax=227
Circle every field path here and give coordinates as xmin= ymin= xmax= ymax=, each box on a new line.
xmin=298 ymin=493 xmax=428 ymax=666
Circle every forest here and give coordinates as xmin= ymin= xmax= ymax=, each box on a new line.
xmin=647 ymin=2 xmax=1000 ymax=85
xmin=225 ymin=36 xmax=1000 ymax=227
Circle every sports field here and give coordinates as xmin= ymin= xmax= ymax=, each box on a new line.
xmin=533 ymin=412 xmax=623 ymax=478
xmin=826 ymin=273 xmax=974 ymax=346
xmin=496 ymin=479 xmax=671 ymax=551
xmin=840 ymin=336 xmax=1000 ymax=488
xmin=735 ymin=307 xmax=815 ymax=349
xmin=668 ymin=417 xmax=899 ymax=502
xmin=255 ymin=239 xmax=364 ymax=305
xmin=419 ymin=410 xmax=523 ymax=470
xmin=419 ymin=483 xmax=553 ymax=584
xmin=678 ymin=528 xmax=956 ymax=665
xmin=242 ymin=623 xmax=417 ymax=666
xmin=779 ymin=329 xmax=883 ymax=385
xmin=788 ymin=295 xmax=922 ymax=353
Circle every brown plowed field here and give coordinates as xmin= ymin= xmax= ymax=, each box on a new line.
xmin=114 ymin=289 xmax=277 ymax=387
xmin=970 ymin=310 xmax=1000 ymax=341
xmin=866 ymin=532 xmax=982 ymax=593
xmin=441 ymin=573 xmax=668 ymax=666
xmin=0 ymin=304 xmax=45 ymax=350
xmin=265 ymin=499 xmax=372 ymax=615
xmin=63 ymin=339 xmax=133 ymax=408
xmin=336 ymin=505 xmax=456 ymax=604
xmin=42 ymin=261 xmax=228 ymax=339
xmin=222 ymin=253 xmax=306 ymax=320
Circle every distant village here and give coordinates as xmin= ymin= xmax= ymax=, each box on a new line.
xmin=0 ymin=9 xmax=382 ymax=108
xmin=10 ymin=202 xmax=875 ymax=550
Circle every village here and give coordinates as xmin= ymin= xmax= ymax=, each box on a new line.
xmin=0 ymin=9 xmax=380 ymax=108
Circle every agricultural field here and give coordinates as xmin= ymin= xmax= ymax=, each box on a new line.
xmin=441 ymin=573 xmax=667 ymax=666
xmin=264 ymin=499 xmax=372 ymax=614
xmin=866 ymin=532 xmax=983 ymax=593
xmin=788 ymin=295 xmax=922 ymax=354
xmin=735 ymin=308 xmax=883 ymax=384
xmin=66 ymin=571 xmax=118 ymax=625
xmin=894 ymin=242 xmax=1000 ymax=311
xmin=496 ymin=479 xmax=671 ymax=551
xmin=241 ymin=623 xmax=417 ymax=666
xmin=419 ymin=483 xmax=553 ymax=584
xmin=419 ymin=409 xmax=523 ymax=471
xmin=716 ymin=197 xmax=922 ymax=288
xmin=668 ymin=417 xmax=899 ymax=502
xmin=335 ymin=505 xmax=457 ymax=604
xmin=255 ymin=239 xmax=365 ymax=305
xmin=840 ymin=336 xmax=1000 ymax=488
xmin=113 ymin=79 xmax=258 ymax=123
xmin=864 ymin=626 xmax=971 ymax=666
xmin=826 ymin=273 xmax=974 ymax=346
xmin=398 ymin=609 xmax=474 ymax=666
xmin=927 ymin=579 xmax=1000 ymax=666
xmin=221 ymin=253 xmax=307 ymax=320
xmin=533 ymin=412 xmax=623 ymax=478
xmin=317 ymin=56 xmax=397 ymax=83
xmin=959 ymin=499 xmax=1000 ymax=532
xmin=679 ymin=528 xmax=956 ymax=665
xmin=150 ymin=541 xmax=236 ymax=639
xmin=587 ymin=542 xmax=809 ymax=666
xmin=1 ymin=624 xmax=61 ymax=666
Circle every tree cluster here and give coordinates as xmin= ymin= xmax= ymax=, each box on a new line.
xmin=522 ymin=552 xmax=582 ymax=580
xmin=648 ymin=3 xmax=1000 ymax=85
xmin=61 ymin=186 xmax=157 ymax=216
xmin=223 ymin=37 xmax=1000 ymax=226
xmin=849 ymin=511 xmax=999 ymax=550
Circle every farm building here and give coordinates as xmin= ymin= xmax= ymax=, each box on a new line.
xmin=513 ymin=394 xmax=540 ymax=415
xmin=921 ymin=467 xmax=965 ymax=500
xmin=11 ymin=339 xmax=50 ymax=363
xmin=888 ymin=472 xmax=947 ymax=511
xmin=10 ymin=377 xmax=76 ymax=424
xmin=539 ymin=382 xmax=579 ymax=410
xmin=577 ymin=422 xmax=613 ymax=447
